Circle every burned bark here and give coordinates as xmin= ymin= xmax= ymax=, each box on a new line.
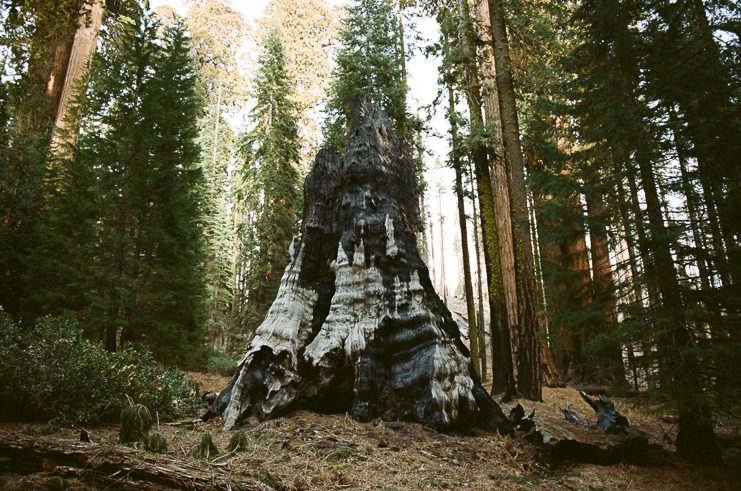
xmin=205 ymin=99 xmax=512 ymax=434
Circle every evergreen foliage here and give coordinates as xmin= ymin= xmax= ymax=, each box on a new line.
xmin=196 ymin=431 xmax=219 ymax=459
xmin=147 ymin=431 xmax=169 ymax=454
xmin=31 ymin=13 xmax=209 ymax=366
xmin=0 ymin=314 xmax=196 ymax=425
xmin=234 ymin=28 xmax=302 ymax=339
xmin=120 ymin=402 xmax=153 ymax=445
xmin=228 ymin=430 xmax=249 ymax=452
xmin=323 ymin=0 xmax=408 ymax=151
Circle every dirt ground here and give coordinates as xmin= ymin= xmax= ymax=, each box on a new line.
xmin=1 ymin=371 xmax=739 ymax=491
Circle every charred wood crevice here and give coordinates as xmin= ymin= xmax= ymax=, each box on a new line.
xmin=204 ymin=98 xmax=512 ymax=435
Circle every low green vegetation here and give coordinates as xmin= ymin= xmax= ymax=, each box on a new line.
xmin=0 ymin=314 xmax=198 ymax=425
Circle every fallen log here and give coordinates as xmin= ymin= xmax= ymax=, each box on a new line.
xmin=535 ymin=391 xmax=646 ymax=464
xmin=529 ymin=415 xmax=649 ymax=465
xmin=0 ymin=431 xmax=271 ymax=491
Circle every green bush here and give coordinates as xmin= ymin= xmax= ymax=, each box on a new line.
xmin=208 ymin=351 xmax=239 ymax=376
xmin=148 ymin=431 xmax=168 ymax=454
xmin=0 ymin=313 xmax=198 ymax=424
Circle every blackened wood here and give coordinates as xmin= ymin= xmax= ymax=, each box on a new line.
xmin=205 ymin=99 xmax=512 ymax=435
xmin=579 ymin=391 xmax=629 ymax=434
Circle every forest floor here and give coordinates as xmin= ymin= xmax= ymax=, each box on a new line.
xmin=1 ymin=370 xmax=739 ymax=491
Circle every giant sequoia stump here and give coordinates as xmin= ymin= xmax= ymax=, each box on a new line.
xmin=205 ymin=99 xmax=512 ymax=434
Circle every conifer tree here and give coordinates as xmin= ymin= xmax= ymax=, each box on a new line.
xmin=323 ymin=0 xmax=408 ymax=151
xmin=235 ymin=28 xmax=302 ymax=338
xmin=36 ymin=13 xmax=208 ymax=366
xmin=256 ymin=0 xmax=341 ymax=169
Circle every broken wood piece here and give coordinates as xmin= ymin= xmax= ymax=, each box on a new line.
xmin=579 ymin=390 xmax=629 ymax=434
xmin=529 ymin=415 xmax=648 ymax=465
xmin=509 ymin=404 xmax=535 ymax=432
xmin=560 ymin=407 xmax=590 ymax=425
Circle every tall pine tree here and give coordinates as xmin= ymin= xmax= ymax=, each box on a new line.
xmin=234 ymin=28 xmax=302 ymax=339
xmin=323 ymin=0 xmax=407 ymax=151
xmin=35 ymin=13 xmax=208 ymax=366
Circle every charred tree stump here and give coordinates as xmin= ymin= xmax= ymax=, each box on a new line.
xmin=205 ymin=99 xmax=512 ymax=434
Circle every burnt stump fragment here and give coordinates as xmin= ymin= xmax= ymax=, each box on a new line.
xmin=204 ymin=99 xmax=512 ymax=435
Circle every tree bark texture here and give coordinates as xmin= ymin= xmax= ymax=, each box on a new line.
xmin=584 ymin=187 xmax=626 ymax=385
xmin=52 ymin=0 xmax=104 ymax=148
xmin=205 ymin=99 xmax=512 ymax=434
xmin=488 ymin=0 xmax=542 ymax=401
xmin=458 ymin=0 xmax=515 ymax=398
xmin=475 ymin=0 xmax=519 ymax=344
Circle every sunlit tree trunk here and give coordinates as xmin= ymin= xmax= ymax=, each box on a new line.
xmin=488 ymin=0 xmax=541 ymax=401
xmin=52 ymin=0 xmax=104 ymax=148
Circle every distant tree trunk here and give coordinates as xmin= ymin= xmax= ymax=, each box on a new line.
xmin=458 ymin=0 xmax=514 ymax=398
xmin=529 ymin=191 xmax=563 ymax=388
xmin=470 ymin=170 xmax=488 ymax=381
xmin=419 ymin=190 xmax=429 ymax=265
xmin=488 ymin=0 xmax=541 ymax=401
xmin=438 ymin=187 xmax=448 ymax=305
xmin=584 ymin=185 xmax=626 ymax=386
xmin=449 ymin=84 xmax=480 ymax=377
xmin=52 ymin=0 xmax=104 ymax=148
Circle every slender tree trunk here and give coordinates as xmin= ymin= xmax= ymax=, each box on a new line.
xmin=438 ymin=187 xmax=447 ymax=305
xmin=470 ymin=167 xmax=488 ymax=381
xmin=449 ymin=85 xmax=480 ymax=377
xmin=458 ymin=0 xmax=514 ymax=396
xmin=529 ymin=191 xmax=563 ymax=388
xmin=488 ymin=0 xmax=541 ymax=401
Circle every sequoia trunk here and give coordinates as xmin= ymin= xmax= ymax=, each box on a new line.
xmin=204 ymin=99 xmax=512 ymax=434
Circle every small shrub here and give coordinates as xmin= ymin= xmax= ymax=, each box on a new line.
xmin=196 ymin=431 xmax=219 ymax=459
xmin=228 ymin=430 xmax=249 ymax=452
xmin=120 ymin=403 xmax=153 ymax=444
xmin=0 ymin=313 xmax=198 ymax=424
xmin=147 ymin=431 xmax=168 ymax=454
xmin=208 ymin=352 xmax=239 ymax=376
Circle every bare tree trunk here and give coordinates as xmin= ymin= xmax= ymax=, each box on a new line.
xmin=449 ymin=85 xmax=480 ymax=376
xmin=474 ymin=0 xmax=519 ymax=375
xmin=470 ymin=170 xmax=488 ymax=381
xmin=458 ymin=0 xmax=514 ymax=398
xmin=487 ymin=0 xmax=541 ymax=401
xmin=585 ymin=186 xmax=626 ymax=386
xmin=438 ymin=187 xmax=448 ymax=305
xmin=53 ymin=0 xmax=104 ymax=148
